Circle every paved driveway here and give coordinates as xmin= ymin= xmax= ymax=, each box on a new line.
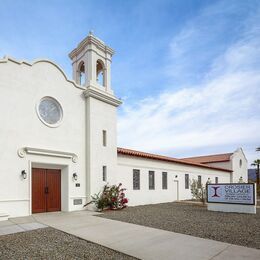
xmin=23 ymin=210 xmax=260 ymax=260
xmin=1 ymin=210 xmax=259 ymax=260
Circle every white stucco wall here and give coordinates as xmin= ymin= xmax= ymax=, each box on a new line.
xmin=86 ymin=95 xmax=119 ymax=198
xmin=206 ymin=161 xmax=231 ymax=171
xmin=0 ymin=46 xmax=247 ymax=220
xmin=230 ymin=148 xmax=248 ymax=183
xmin=0 ymin=58 xmax=87 ymax=218
xmin=117 ymin=155 xmax=231 ymax=206
xmin=205 ymin=149 xmax=248 ymax=183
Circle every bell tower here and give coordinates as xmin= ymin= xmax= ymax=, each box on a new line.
xmin=69 ymin=32 xmax=121 ymax=199
xmin=69 ymin=31 xmax=114 ymax=93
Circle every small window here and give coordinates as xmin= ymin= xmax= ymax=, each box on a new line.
xmin=102 ymin=166 xmax=107 ymax=182
xmin=239 ymin=159 xmax=242 ymax=168
xmin=215 ymin=177 xmax=218 ymax=184
xmin=185 ymin=174 xmax=189 ymax=189
xmin=198 ymin=175 xmax=202 ymax=188
xmin=149 ymin=171 xmax=155 ymax=190
xmin=102 ymin=130 xmax=107 ymax=146
xmin=133 ymin=169 xmax=140 ymax=190
xmin=162 ymin=172 xmax=167 ymax=189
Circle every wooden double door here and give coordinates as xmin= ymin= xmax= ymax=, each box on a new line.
xmin=32 ymin=168 xmax=61 ymax=213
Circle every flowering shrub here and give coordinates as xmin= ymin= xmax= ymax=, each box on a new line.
xmin=84 ymin=183 xmax=128 ymax=211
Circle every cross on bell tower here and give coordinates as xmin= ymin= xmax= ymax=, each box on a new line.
xmin=69 ymin=31 xmax=114 ymax=94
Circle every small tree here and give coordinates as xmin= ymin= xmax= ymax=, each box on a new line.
xmin=190 ymin=179 xmax=207 ymax=204
xmin=251 ymin=159 xmax=260 ymax=187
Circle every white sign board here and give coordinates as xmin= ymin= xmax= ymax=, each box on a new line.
xmin=207 ymin=184 xmax=255 ymax=205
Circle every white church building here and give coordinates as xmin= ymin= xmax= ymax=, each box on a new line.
xmin=0 ymin=33 xmax=248 ymax=220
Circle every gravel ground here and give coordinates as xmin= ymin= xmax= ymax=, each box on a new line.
xmin=0 ymin=227 xmax=137 ymax=260
xmin=99 ymin=202 xmax=260 ymax=249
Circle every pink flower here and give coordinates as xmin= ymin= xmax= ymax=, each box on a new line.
xmin=122 ymin=198 xmax=128 ymax=204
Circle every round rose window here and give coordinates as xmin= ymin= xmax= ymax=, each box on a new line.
xmin=37 ymin=97 xmax=63 ymax=127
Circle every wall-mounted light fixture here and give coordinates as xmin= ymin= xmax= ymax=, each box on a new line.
xmin=73 ymin=173 xmax=78 ymax=181
xmin=21 ymin=170 xmax=27 ymax=179
xmin=175 ymin=175 xmax=178 ymax=178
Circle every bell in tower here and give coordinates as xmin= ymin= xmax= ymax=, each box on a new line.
xmin=69 ymin=31 xmax=114 ymax=94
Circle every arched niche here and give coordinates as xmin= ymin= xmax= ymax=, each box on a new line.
xmin=96 ymin=59 xmax=105 ymax=87
xmin=78 ymin=61 xmax=86 ymax=86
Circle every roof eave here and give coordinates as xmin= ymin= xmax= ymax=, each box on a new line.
xmin=117 ymin=149 xmax=232 ymax=173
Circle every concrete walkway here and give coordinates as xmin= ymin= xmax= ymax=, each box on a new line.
xmin=18 ymin=210 xmax=259 ymax=260
xmin=0 ymin=216 xmax=47 ymax=235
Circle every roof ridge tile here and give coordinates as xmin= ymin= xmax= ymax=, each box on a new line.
xmin=117 ymin=147 xmax=232 ymax=173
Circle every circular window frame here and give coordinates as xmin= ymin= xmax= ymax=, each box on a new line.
xmin=36 ymin=96 xmax=63 ymax=128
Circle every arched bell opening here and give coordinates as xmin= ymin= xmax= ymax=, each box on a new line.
xmin=96 ymin=59 xmax=105 ymax=87
xmin=78 ymin=61 xmax=86 ymax=86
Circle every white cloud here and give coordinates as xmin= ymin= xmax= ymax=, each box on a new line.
xmin=118 ymin=3 xmax=260 ymax=165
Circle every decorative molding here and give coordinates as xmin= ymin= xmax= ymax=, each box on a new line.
xmin=0 ymin=213 xmax=9 ymax=216
xmin=84 ymin=86 xmax=122 ymax=107
xmin=17 ymin=148 xmax=26 ymax=158
xmin=0 ymin=56 xmax=85 ymax=90
xmin=69 ymin=33 xmax=114 ymax=59
xmin=0 ymin=199 xmax=30 ymax=202
xmin=17 ymin=147 xmax=78 ymax=163
xmin=71 ymin=49 xmax=112 ymax=66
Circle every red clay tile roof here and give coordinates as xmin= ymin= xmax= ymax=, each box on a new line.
xmin=181 ymin=153 xmax=233 ymax=164
xmin=117 ymin=147 xmax=232 ymax=173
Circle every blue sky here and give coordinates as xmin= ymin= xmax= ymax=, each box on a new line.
xmin=1 ymin=0 xmax=260 ymax=165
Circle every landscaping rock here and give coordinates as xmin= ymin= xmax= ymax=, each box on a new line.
xmin=100 ymin=202 xmax=260 ymax=249
xmin=0 ymin=227 xmax=137 ymax=260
